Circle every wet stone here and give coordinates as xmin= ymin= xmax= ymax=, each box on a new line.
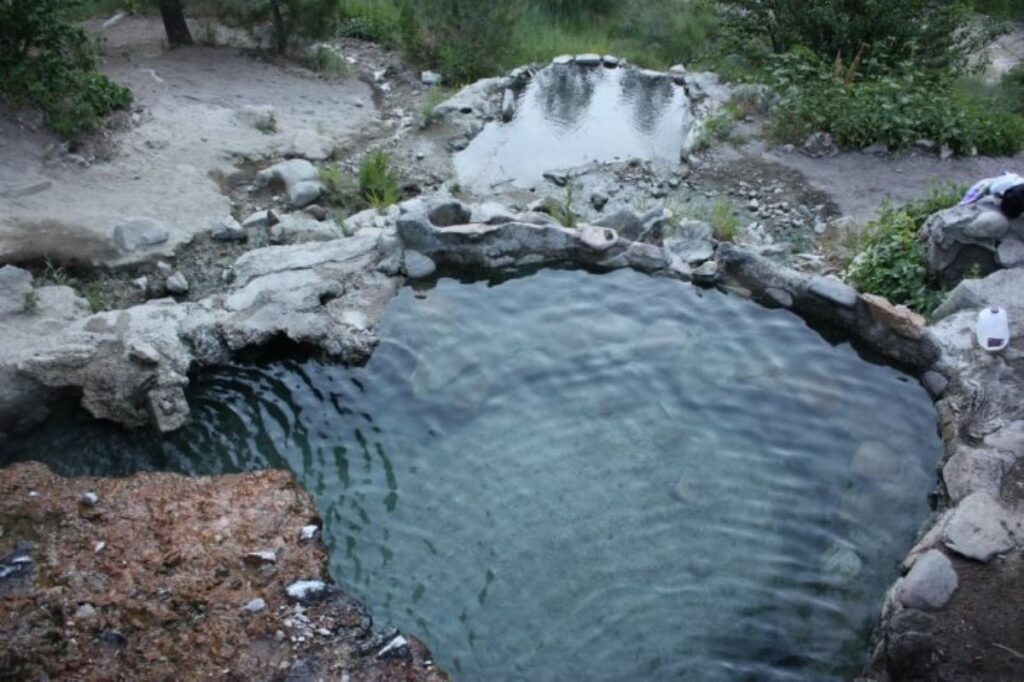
xmin=897 ymin=550 xmax=958 ymax=611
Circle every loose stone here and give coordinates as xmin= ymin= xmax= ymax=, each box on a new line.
xmin=897 ymin=550 xmax=958 ymax=611
xmin=244 ymin=598 xmax=267 ymax=613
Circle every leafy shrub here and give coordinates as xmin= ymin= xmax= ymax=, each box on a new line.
xmin=845 ymin=187 xmax=962 ymax=315
xmin=768 ymin=49 xmax=1024 ymax=156
xmin=717 ymin=0 xmax=980 ymax=74
xmin=0 ymin=0 xmax=132 ymax=138
xmin=406 ymin=0 xmax=526 ymax=83
xmin=359 ymin=150 xmax=400 ymax=209
xmin=710 ymin=199 xmax=740 ymax=241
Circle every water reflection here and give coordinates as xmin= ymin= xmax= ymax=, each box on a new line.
xmin=455 ymin=64 xmax=692 ymax=191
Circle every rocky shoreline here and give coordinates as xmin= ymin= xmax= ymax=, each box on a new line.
xmin=3 ymin=193 xmax=1022 ymax=678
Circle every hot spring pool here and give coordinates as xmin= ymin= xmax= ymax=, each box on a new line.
xmin=2 ymin=269 xmax=941 ymax=681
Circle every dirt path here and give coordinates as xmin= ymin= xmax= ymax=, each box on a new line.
xmin=0 ymin=17 xmax=380 ymax=267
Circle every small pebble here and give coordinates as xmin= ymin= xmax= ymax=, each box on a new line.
xmin=80 ymin=492 xmax=99 ymax=507
xmin=244 ymin=598 xmax=267 ymax=613
xmin=94 ymin=541 xmax=106 ymax=553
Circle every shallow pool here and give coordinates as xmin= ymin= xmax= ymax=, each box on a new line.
xmin=2 ymin=269 xmax=940 ymax=681
xmin=454 ymin=64 xmax=691 ymax=192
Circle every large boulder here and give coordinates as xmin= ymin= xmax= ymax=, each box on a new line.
xmin=920 ymin=200 xmax=1022 ymax=287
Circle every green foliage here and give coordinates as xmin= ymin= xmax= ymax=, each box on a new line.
xmin=692 ymin=112 xmax=743 ymax=152
xmin=716 ymin=0 xmax=980 ymax=74
xmin=1001 ymin=65 xmax=1024 ymax=115
xmin=44 ymin=258 xmax=75 ymax=287
xmin=710 ymin=199 xmax=740 ymax=241
xmin=767 ymin=49 xmax=1024 ymax=156
xmin=542 ymin=179 xmax=579 ymax=228
xmin=845 ymin=186 xmax=962 ymax=315
xmin=0 ymin=0 xmax=133 ymax=139
xmin=83 ymin=282 xmax=104 ymax=312
xmin=359 ymin=150 xmax=400 ymax=209
xmin=404 ymin=0 xmax=527 ymax=83
xmin=307 ymin=44 xmax=349 ymax=76
xmin=420 ymin=86 xmax=451 ymax=127
xmin=318 ymin=162 xmax=357 ymax=207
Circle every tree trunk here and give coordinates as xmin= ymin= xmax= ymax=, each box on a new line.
xmin=159 ymin=0 xmax=194 ymax=47
xmin=270 ymin=0 xmax=288 ymax=54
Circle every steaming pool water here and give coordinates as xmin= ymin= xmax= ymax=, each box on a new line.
xmin=2 ymin=268 xmax=941 ymax=681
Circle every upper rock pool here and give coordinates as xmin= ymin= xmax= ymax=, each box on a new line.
xmin=2 ymin=269 xmax=941 ymax=681
xmin=454 ymin=64 xmax=692 ymax=193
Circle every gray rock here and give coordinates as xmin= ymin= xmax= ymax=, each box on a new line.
xmin=165 ymin=272 xmax=189 ymax=295
xmin=303 ymin=205 xmax=328 ymax=222
xmin=427 ymin=200 xmax=472 ymax=228
xmin=693 ymin=260 xmax=719 ymax=284
xmin=74 ymin=603 xmax=98 ymax=621
xmin=288 ymin=181 xmax=323 ymax=209
xmin=921 ymin=371 xmax=949 ymax=399
xmin=234 ymin=105 xmax=277 ymax=131
xmin=269 ymin=215 xmax=339 ymax=244
xmin=403 ymin=251 xmax=436 ymax=279
xmin=943 ymin=491 xmax=1023 ymax=562
xmin=285 ymin=579 xmax=329 ymax=603
xmin=590 ymin=191 xmax=609 ymax=211
xmin=80 ymin=491 xmax=99 ymax=507
xmin=997 ymin=237 xmax=1024 ymax=268
xmin=0 ymin=266 xmax=34 ymax=317
xmin=212 ymin=217 xmax=246 ymax=243
xmin=471 ymin=202 xmax=518 ymax=225
xmin=808 ymin=275 xmax=858 ymax=308
xmin=501 ymin=88 xmax=516 ymax=123
xmin=257 ymin=159 xmax=319 ymax=192
xmin=595 ymin=208 xmax=644 ymax=241
xmin=764 ymin=287 xmax=794 ymax=309
xmin=244 ymin=598 xmax=267 ymax=613
xmin=299 ymin=525 xmax=319 ymax=541
xmin=242 ymin=209 xmax=280 ymax=230
xmin=552 ymin=55 xmax=574 ymax=65
xmin=575 ymin=53 xmax=602 ymax=66
xmin=602 ymin=55 xmax=620 ymax=67
xmin=898 ymin=550 xmax=958 ymax=610
xmin=421 ymin=70 xmax=442 ymax=86
xmin=283 ymin=130 xmax=333 ymax=161
xmin=113 ymin=218 xmax=169 ymax=252
xmin=664 ymin=219 xmax=713 ymax=264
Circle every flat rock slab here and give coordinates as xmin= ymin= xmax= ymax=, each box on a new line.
xmin=808 ymin=275 xmax=858 ymax=308
xmin=943 ymin=491 xmax=1024 ymax=562
xmin=113 ymin=217 xmax=169 ymax=252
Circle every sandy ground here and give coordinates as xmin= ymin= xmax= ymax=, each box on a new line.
xmin=0 ymin=17 xmax=381 ymax=267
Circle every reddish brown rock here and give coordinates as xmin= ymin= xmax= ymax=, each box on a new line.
xmin=860 ymin=293 xmax=927 ymax=339
xmin=0 ymin=462 xmax=447 ymax=682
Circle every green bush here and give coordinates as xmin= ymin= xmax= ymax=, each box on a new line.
xmin=716 ymin=0 xmax=979 ymax=74
xmin=845 ymin=187 xmax=962 ymax=315
xmin=359 ymin=150 xmax=400 ymax=209
xmin=768 ymin=49 xmax=1024 ymax=156
xmin=0 ymin=0 xmax=132 ymax=139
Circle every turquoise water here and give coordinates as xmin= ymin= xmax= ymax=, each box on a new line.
xmin=2 ymin=269 xmax=941 ymax=681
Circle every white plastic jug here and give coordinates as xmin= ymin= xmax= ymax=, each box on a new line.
xmin=976 ymin=307 xmax=1010 ymax=352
